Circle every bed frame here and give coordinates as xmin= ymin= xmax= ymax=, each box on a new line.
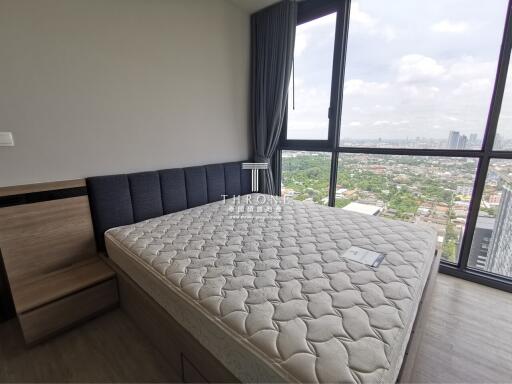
xmin=87 ymin=161 xmax=440 ymax=383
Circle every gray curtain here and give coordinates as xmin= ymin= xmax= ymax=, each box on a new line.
xmin=251 ymin=0 xmax=297 ymax=195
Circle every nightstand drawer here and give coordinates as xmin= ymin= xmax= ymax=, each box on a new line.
xmin=19 ymin=278 xmax=118 ymax=344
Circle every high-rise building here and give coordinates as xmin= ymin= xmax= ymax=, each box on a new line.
xmin=485 ymin=179 xmax=512 ymax=277
xmin=448 ymin=131 xmax=460 ymax=149
xmin=468 ymin=217 xmax=494 ymax=270
xmin=457 ymin=134 xmax=468 ymax=150
xmin=447 ymin=131 xmax=469 ymax=149
xmin=469 ymin=133 xmax=478 ymax=146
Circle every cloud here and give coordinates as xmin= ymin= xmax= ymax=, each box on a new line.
xmin=431 ymin=20 xmax=469 ymax=33
xmin=452 ymin=78 xmax=493 ymax=95
xmin=375 ymin=104 xmax=395 ymax=111
xmin=351 ymin=2 xmax=377 ymax=29
xmin=294 ymin=33 xmax=309 ymax=57
xmin=397 ymin=54 xmax=445 ymax=83
xmin=401 ymin=84 xmax=440 ymax=99
xmin=443 ymin=58 xmax=496 ymax=96
xmin=371 ymin=120 xmax=409 ymax=127
xmin=446 ymin=56 xmax=497 ymax=80
xmin=295 ymin=0 xmax=505 ymax=141
xmin=294 ymin=13 xmax=337 ymax=57
xmin=344 ymin=79 xmax=389 ymax=95
xmin=350 ymin=1 xmax=397 ymax=42
xmin=382 ymin=26 xmax=398 ymax=42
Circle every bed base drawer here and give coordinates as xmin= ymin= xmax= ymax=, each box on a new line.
xmin=18 ymin=278 xmax=118 ymax=344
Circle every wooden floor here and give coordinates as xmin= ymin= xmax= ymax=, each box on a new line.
xmin=1 ymin=274 xmax=511 ymax=383
xmin=413 ymin=274 xmax=512 ymax=383
xmin=0 ymin=309 xmax=180 ymax=383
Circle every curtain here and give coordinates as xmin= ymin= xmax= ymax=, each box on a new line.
xmin=251 ymin=0 xmax=297 ymax=195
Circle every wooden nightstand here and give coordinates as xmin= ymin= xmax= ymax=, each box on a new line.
xmin=0 ymin=191 xmax=119 ymax=345
xmin=10 ymin=257 xmax=118 ymax=344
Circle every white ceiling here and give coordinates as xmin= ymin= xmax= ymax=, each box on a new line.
xmin=230 ymin=0 xmax=281 ymax=14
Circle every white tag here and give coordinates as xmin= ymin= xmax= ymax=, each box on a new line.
xmin=342 ymin=246 xmax=385 ymax=268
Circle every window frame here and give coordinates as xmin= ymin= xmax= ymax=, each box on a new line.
xmin=280 ymin=0 xmax=348 ymax=149
xmin=275 ymin=0 xmax=512 ymax=292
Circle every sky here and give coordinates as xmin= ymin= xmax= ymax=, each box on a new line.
xmin=287 ymin=0 xmax=511 ymax=147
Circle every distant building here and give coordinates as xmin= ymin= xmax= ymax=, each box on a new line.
xmin=447 ymin=131 xmax=468 ymax=149
xmin=456 ymin=185 xmax=472 ymax=196
xmin=335 ymin=188 xmax=348 ymax=198
xmin=342 ymin=202 xmax=382 ymax=216
xmin=468 ymin=217 xmax=495 ymax=270
xmin=448 ymin=131 xmax=460 ymax=149
xmin=488 ymin=193 xmax=501 ymax=206
xmin=458 ymin=134 xmax=468 ymax=150
xmin=469 ymin=133 xmax=478 ymax=146
xmin=485 ymin=181 xmax=512 ymax=277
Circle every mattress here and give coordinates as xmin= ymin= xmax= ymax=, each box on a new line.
xmin=105 ymin=193 xmax=437 ymax=383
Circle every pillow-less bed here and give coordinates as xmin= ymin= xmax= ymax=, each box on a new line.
xmin=104 ymin=193 xmax=437 ymax=384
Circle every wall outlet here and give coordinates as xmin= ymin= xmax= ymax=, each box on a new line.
xmin=0 ymin=132 xmax=14 ymax=146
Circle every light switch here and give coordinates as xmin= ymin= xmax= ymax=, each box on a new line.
xmin=0 ymin=132 xmax=14 ymax=146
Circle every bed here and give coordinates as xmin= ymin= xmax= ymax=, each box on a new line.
xmin=87 ymin=162 xmax=439 ymax=384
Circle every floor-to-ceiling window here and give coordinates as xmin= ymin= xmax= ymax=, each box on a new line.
xmin=277 ymin=0 xmax=512 ymax=290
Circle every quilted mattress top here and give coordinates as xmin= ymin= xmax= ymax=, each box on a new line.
xmin=105 ymin=194 xmax=437 ymax=383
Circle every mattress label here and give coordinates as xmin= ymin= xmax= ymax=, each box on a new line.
xmin=342 ymin=246 xmax=385 ymax=268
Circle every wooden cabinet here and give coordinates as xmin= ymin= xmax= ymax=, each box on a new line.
xmin=12 ymin=257 xmax=118 ymax=344
xmin=0 ymin=188 xmax=119 ymax=344
xmin=19 ymin=278 xmax=118 ymax=344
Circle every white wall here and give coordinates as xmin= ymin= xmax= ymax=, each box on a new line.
xmin=0 ymin=0 xmax=250 ymax=187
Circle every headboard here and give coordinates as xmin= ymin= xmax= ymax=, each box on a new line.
xmin=86 ymin=161 xmax=252 ymax=251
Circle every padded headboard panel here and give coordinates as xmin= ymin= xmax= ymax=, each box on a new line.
xmin=87 ymin=161 xmax=252 ymax=251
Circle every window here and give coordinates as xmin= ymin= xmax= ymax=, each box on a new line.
xmin=286 ymin=13 xmax=337 ymax=140
xmin=336 ymin=154 xmax=477 ymax=262
xmin=277 ymin=0 xmax=512 ymax=291
xmin=339 ymin=0 xmax=507 ymax=149
xmin=495 ymin=65 xmax=512 ymax=150
xmin=468 ymin=159 xmax=512 ymax=277
xmin=281 ymin=151 xmax=331 ymax=205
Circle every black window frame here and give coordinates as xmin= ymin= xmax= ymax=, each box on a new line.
xmin=280 ymin=0 xmax=348 ymax=151
xmin=275 ymin=0 xmax=512 ymax=292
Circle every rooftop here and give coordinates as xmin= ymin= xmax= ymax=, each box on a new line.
xmin=342 ymin=202 xmax=382 ymax=216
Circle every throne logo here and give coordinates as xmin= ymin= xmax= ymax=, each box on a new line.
xmin=242 ymin=162 xmax=269 ymax=192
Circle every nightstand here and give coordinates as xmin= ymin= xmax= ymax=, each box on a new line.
xmin=10 ymin=257 xmax=118 ymax=344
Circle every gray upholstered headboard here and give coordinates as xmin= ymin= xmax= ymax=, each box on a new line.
xmin=86 ymin=161 xmax=251 ymax=251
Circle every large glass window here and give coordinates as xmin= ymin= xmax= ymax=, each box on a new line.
xmin=339 ymin=0 xmax=507 ymax=149
xmin=286 ymin=13 xmax=337 ymax=140
xmin=468 ymin=159 xmax=512 ymax=277
xmin=281 ymin=151 xmax=331 ymax=204
xmin=495 ymin=65 xmax=512 ymax=150
xmin=336 ymin=154 xmax=478 ymax=262
xmin=278 ymin=0 xmax=512 ymax=290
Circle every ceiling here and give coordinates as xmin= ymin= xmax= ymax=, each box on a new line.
xmin=230 ymin=0 xmax=281 ymax=14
